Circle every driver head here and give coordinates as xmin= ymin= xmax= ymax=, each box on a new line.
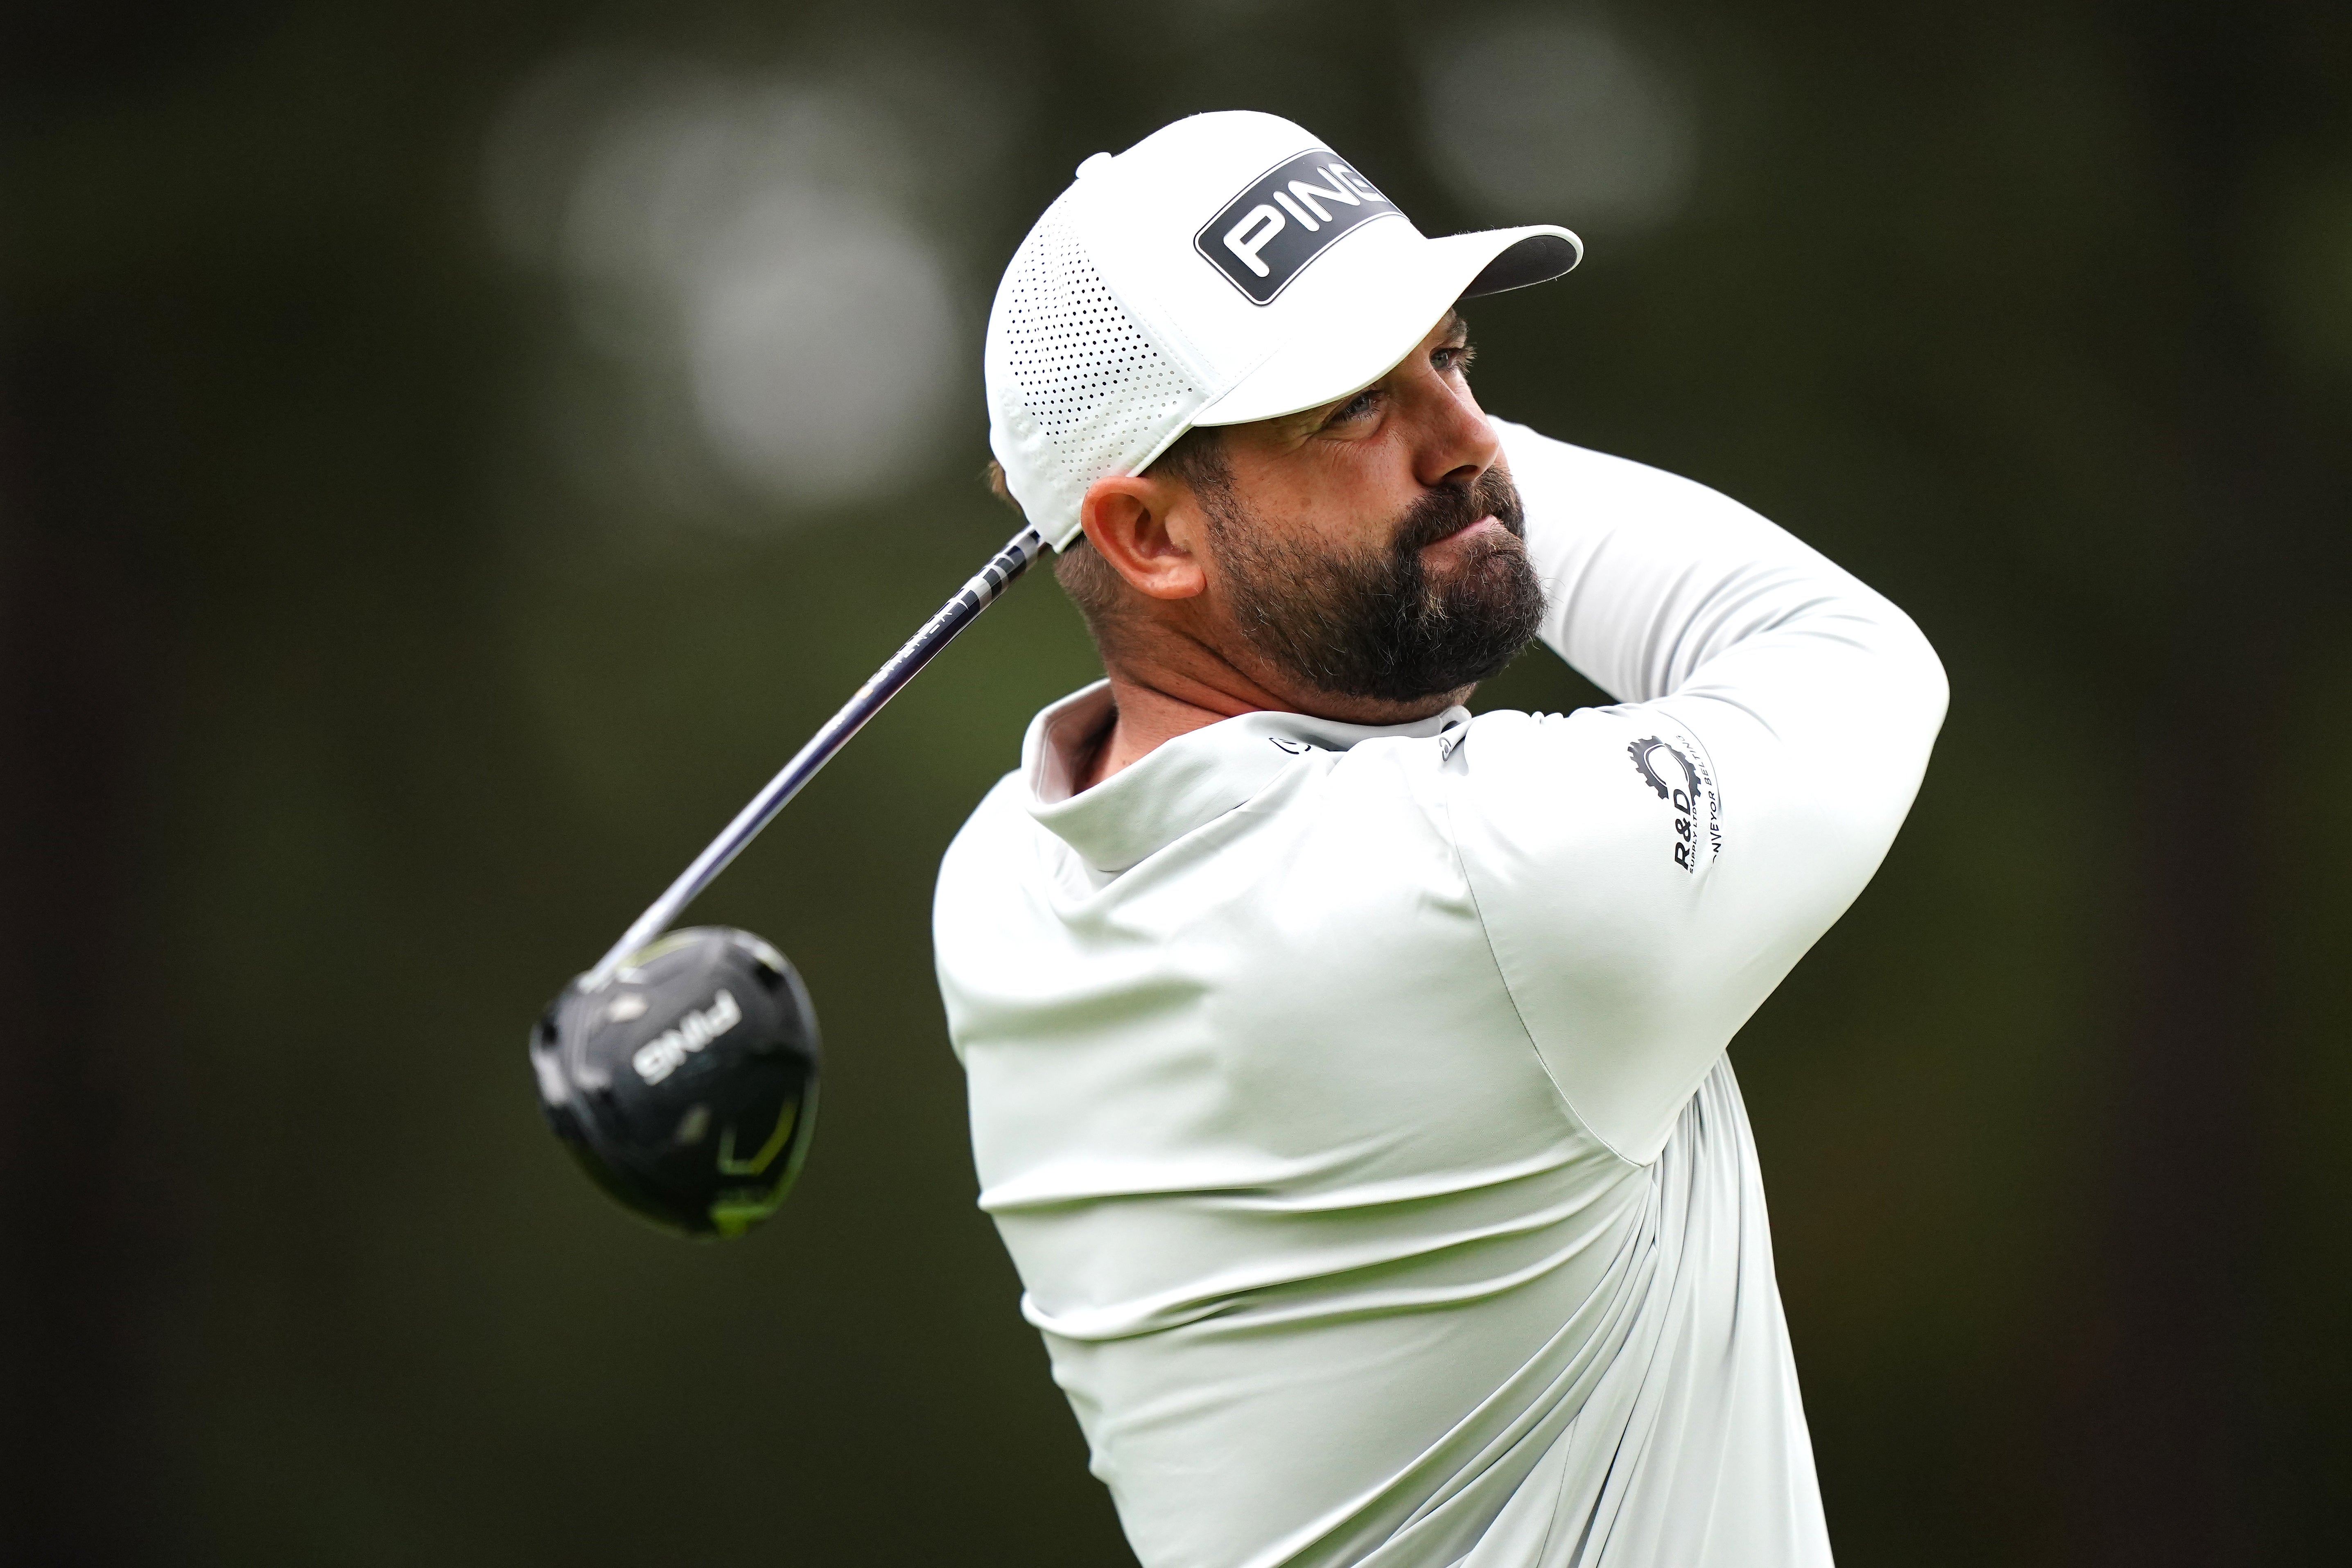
xmin=531 ymin=927 xmax=821 ymax=1237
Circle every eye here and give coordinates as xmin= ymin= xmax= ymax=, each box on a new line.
xmin=1324 ymin=388 xmax=1383 ymax=427
xmin=1433 ymin=340 xmax=1477 ymax=375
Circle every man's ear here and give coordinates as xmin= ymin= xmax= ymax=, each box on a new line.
xmin=1079 ymin=476 xmax=1207 ymax=601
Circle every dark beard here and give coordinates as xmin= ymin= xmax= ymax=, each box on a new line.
xmin=1202 ymin=465 xmax=1546 ymax=705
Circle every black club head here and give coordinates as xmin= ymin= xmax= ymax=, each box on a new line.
xmin=530 ymin=927 xmax=821 ymax=1238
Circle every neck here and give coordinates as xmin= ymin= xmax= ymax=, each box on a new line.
xmin=1077 ymin=633 xmax=1467 ymax=790
xmin=1073 ymin=673 xmax=1228 ymax=791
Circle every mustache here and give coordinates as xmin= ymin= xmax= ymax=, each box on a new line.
xmin=1389 ymin=466 xmax=1527 ymax=556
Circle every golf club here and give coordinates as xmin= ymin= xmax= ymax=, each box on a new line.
xmin=529 ymin=522 xmax=1049 ymax=1236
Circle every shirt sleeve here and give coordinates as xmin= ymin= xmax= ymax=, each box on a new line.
xmin=1441 ymin=420 xmax=1949 ymax=1163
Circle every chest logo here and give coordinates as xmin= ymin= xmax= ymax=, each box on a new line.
xmin=1195 ymin=149 xmax=1399 ymax=304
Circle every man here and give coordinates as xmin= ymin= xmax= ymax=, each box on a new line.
xmin=934 ymin=111 xmax=1945 ymax=1568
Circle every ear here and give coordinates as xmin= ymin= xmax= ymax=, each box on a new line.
xmin=1079 ymin=475 xmax=1206 ymax=601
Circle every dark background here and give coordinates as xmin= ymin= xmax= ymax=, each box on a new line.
xmin=2 ymin=0 xmax=2345 ymax=1562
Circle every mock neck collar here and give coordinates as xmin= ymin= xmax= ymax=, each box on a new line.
xmin=1020 ymin=681 xmax=1469 ymax=873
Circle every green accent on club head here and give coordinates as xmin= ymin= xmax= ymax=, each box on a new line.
xmin=716 ymin=1101 xmax=798 ymax=1176
xmin=621 ymin=929 xmax=707 ymax=969
xmin=709 ymin=1194 xmax=781 ymax=1238
xmin=701 ymin=1080 xmax=818 ymax=1240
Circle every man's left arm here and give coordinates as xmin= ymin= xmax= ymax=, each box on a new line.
xmin=1440 ymin=420 xmax=1949 ymax=1164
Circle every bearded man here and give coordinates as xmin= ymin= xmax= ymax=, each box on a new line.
xmin=933 ymin=111 xmax=1946 ymax=1568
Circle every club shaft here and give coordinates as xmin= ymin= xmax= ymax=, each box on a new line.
xmin=584 ymin=524 xmax=1050 ymax=990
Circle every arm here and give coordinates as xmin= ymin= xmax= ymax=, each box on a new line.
xmin=1445 ymin=420 xmax=1949 ymax=1161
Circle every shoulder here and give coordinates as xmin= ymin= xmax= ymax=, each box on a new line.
xmin=1435 ymin=707 xmax=1727 ymax=1047
xmin=1448 ymin=707 xmax=1720 ymax=878
xmin=933 ymin=768 xmax=1080 ymax=988
xmin=937 ymin=770 xmax=1035 ymax=888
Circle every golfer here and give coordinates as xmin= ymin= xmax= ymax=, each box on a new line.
xmin=934 ymin=111 xmax=1945 ymax=1568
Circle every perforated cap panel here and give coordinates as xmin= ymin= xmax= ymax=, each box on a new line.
xmin=986 ymin=195 xmax=1204 ymax=549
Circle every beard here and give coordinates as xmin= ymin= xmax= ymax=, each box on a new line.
xmin=1201 ymin=464 xmax=1546 ymax=705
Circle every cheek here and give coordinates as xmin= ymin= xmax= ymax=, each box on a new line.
xmin=1272 ymin=443 xmax=1419 ymax=552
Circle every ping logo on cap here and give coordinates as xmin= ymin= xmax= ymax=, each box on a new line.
xmin=1195 ymin=149 xmax=1398 ymax=304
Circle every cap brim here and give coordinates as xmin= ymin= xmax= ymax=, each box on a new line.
xmin=1188 ymin=224 xmax=1581 ymax=429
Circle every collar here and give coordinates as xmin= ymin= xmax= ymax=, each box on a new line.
xmin=1021 ymin=680 xmax=1470 ymax=872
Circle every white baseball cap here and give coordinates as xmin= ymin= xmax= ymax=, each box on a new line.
xmin=984 ymin=109 xmax=1582 ymax=550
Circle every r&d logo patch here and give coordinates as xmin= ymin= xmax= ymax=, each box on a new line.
xmin=1627 ymin=734 xmax=1722 ymax=874
xmin=1195 ymin=149 xmax=1398 ymax=304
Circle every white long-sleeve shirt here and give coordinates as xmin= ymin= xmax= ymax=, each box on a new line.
xmin=932 ymin=419 xmax=1948 ymax=1568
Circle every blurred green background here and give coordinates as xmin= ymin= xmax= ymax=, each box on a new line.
xmin=1 ymin=0 xmax=2345 ymax=1563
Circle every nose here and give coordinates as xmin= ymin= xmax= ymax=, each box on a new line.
xmin=1406 ymin=364 xmax=1499 ymax=492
